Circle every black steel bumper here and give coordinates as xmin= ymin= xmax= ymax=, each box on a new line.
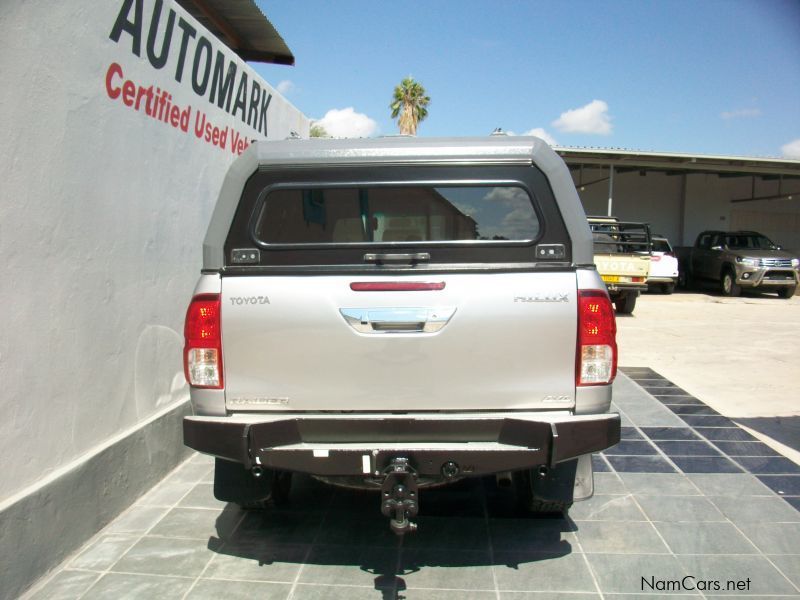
xmin=184 ymin=413 xmax=620 ymax=477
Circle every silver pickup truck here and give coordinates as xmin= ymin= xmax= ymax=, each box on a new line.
xmin=182 ymin=137 xmax=620 ymax=535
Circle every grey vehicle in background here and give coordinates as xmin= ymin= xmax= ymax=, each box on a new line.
xmin=181 ymin=136 xmax=621 ymax=535
xmin=676 ymin=230 xmax=799 ymax=298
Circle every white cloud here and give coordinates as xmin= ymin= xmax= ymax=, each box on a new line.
xmin=720 ymin=108 xmax=761 ymax=120
xmin=522 ymin=127 xmax=558 ymax=146
xmin=314 ymin=107 xmax=378 ymax=138
xmin=276 ymin=80 xmax=295 ymax=95
xmin=552 ymin=100 xmax=612 ymax=135
xmin=781 ymin=138 xmax=800 ymax=159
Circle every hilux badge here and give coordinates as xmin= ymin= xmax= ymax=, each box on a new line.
xmin=514 ymin=294 xmax=569 ymax=303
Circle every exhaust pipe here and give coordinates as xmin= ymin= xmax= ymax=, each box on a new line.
xmin=251 ymin=466 xmax=264 ymax=479
xmin=537 ymin=465 xmax=549 ymax=478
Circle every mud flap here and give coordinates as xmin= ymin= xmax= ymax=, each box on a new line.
xmin=531 ymin=458 xmax=579 ymax=503
xmin=573 ymin=454 xmax=594 ymax=501
xmin=213 ymin=457 xmax=273 ymax=503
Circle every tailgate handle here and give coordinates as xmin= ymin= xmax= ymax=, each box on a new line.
xmin=340 ymin=307 xmax=456 ymax=334
xmin=363 ymin=252 xmax=430 ymax=264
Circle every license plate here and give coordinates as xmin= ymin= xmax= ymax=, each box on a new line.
xmin=601 ymin=275 xmax=620 ymax=283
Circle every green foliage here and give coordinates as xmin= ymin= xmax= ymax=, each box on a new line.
xmin=389 ymin=77 xmax=431 ymax=135
xmin=309 ymin=123 xmax=328 ymax=138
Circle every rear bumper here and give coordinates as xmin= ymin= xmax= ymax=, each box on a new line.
xmin=183 ymin=412 xmax=620 ymax=477
xmin=604 ymin=282 xmax=647 ymax=292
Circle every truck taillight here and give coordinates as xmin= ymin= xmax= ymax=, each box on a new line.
xmin=576 ymin=290 xmax=617 ymax=386
xmin=184 ymin=294 xmax=223 ymax=389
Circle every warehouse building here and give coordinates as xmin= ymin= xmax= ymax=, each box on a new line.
xmin=561 ymin=149 xmax=800 ymax=251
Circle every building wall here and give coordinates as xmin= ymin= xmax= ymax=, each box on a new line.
xmin=730 ymin=197 xmax=800 ymax=253
xmin=0 ymin=0 xmax=308 ymax=579
xmin=573 ymin=168 xmax=684 ymax=241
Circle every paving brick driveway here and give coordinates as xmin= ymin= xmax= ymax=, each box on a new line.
xmin=26 ymin=370 xmax=800 ymax=599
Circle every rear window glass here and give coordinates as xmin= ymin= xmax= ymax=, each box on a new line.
xmin=253 ymin=185 xmax=540 ymax=245
xmin=652 ymin=239 xmax=671 ymax=253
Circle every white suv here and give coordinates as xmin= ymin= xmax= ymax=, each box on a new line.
xmin=647 ymin=236 xmax=679 ymax=294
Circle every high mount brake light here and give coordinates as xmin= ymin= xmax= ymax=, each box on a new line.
xmin=350 ymin=282 xmax=446 ymax=292
xmin=576 ymin=290 xmax=617 ymax=386
xmin=184 ymin=294 xmax=223 ymax=389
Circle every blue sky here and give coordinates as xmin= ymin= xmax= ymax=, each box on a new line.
xmin=253 ymin=0 xmax=800 ymax=158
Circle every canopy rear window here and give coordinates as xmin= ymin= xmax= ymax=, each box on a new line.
xmin=253 ymin=185 xmax=540 ymax=246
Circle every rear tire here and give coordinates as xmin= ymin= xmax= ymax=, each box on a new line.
xmin=778 ymin=285 xmax=797 ymax=299
xmin=237 ymin=471 xmax=293 ymax=509
xmin=662 ymin=282 xmax=675 ymax=295
xmin=721 ymin=269 xmax=741 ymax=297
xmin=614 ymin=292 xmax=637 ymax=314
xmin=678 ymin=265 xmax=692 ymax=289
xmin=513 ymin=461 xmax=577 ymax=516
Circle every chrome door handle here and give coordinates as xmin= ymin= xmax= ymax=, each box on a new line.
xmin=339 ymin=307 xmax=456 ymax=334
xmin=363 ymin=253 xmax=430 ymax=264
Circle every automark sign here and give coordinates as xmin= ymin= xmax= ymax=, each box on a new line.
xmin=105 ymin=0 xmax=301 ymax=153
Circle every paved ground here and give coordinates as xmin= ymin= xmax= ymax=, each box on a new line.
xmin=25 ymin=369 xmax=800 ymax=599
xmin=617 ymin=291 xmax=800 ymax=464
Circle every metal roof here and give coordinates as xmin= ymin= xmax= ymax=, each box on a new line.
xmin=555 ymin=147 xmax=800 ymax=178
xmin=176 ymin=0 xmax=294 ymax=65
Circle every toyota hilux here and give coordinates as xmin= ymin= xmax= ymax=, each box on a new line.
xmin=182 ymin=136 xmax=621 ymax=535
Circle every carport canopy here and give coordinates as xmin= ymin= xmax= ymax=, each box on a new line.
xmin=554 ymin=148 xmax=800 ymax=247
xmin=559 ymin=148 xmax=800 ymax=206
xmin=176 ymin=0 xmax=295 ymax=65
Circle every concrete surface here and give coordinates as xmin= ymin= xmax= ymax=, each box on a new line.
xmin=617 ymin=290 xmax=800 ymax=464
xmin=22 ymin=371 xmax=800 ymax=599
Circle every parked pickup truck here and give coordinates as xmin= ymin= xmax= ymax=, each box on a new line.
xmin=588 ymin=216 xmax=652 ymax=314
xmin=676 ymin=230 xmax=799 ymax=298
xmin=182 ymin=136 xmax=620 ymax=535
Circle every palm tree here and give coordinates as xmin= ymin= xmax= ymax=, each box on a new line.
xmin=390 ymin=77 xmax=430 ymax=135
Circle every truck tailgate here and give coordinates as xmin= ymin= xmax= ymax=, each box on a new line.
xmin=594 ymin=253 xmax=651 ymax=279
xmin=221 ymin=272 xmax=577 ymax=412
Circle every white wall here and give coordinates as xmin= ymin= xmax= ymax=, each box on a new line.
xmin=0 ymin=0 xmax=308 ymax=502
xmin=573 ymin=168 xmax=684 ymax=241
xmin=683 ymin=174 xmax=800 ymax=249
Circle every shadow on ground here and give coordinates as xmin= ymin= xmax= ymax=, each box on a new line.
xmin=735 ymin=415 xmax=800 ymax=454
xmin=208 ymin=475 xmax=575 ymax=600
xmin=673 ymin=281 xmax=796 ymax=299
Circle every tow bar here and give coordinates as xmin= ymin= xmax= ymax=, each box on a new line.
xmin=380 ymin=457 xmax=419 ymax=535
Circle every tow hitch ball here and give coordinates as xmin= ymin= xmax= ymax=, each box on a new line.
xmin=380 ymin=457 xmax=419 ymax=535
